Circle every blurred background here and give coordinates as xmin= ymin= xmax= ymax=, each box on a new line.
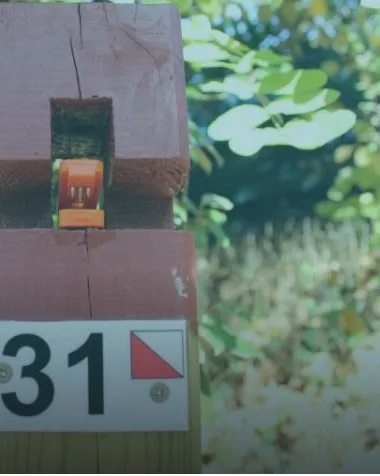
xmin=6 ymin=0 xmax=380 ymax=471
xmin=174 ymin=0 xmax=380 ymax=472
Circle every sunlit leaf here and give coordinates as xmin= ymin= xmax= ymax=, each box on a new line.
xmin=190 ymin=61 xmax=237 ymax=70
xmin=212 ymin=30 xmax=250 ymax=56
xmin=208 ymin=209 xmax=228 ymax=225
xmin=361 ymin=0 xmax=380 ymax=7
xmin=226 ymin=109 xmax=356 ymax=156
xmin=201 ymin=193 xmax=234 ymax=211
xmin=208 ymin=105 xmax=270 ymax=141
xmin=201 ymin=76 xmax=257 ymax=99
xmin=198 ymin=0 xmax=223 ymax=15
xmin=183 ymin=43 xmax=229 ymax=62
xmin=334 ymin=145 xmax=354 ymax=163
xmin=229 ymin=127 xmax=280 ymax=156
xmin=281 ymin=109 xmax=357 ymax=149
xmin=266 ymin=89 xmax=340 ymax=115
xmin=181 ymin=15 xmax=212 ymax=41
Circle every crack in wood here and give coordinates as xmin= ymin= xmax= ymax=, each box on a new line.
xmin=84 ymin=229 xmax=93 ymax=319
xmin=77 ymin=4 xmax=83 ymax=48
xmin=69 ymin=35 xmax=82 ymax=99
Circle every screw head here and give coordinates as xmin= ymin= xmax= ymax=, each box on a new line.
xmin=0 ymin=363 xmax=13 ymax=384
xmin=150 ymin=382 xmax=170 ymax=403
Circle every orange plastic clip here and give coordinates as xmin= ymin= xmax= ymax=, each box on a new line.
xmin=58 ymin=159 xmax=105 ymax=229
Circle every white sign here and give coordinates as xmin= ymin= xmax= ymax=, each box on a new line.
xmin=0 ymin=319 xmax=188 ymax=432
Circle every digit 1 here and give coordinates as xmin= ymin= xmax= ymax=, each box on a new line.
xmin=68 ymin=333 xmax=104 ymax=415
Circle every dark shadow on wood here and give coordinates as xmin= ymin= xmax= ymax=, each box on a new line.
xmin=106 ymin=190 xmax=173 ymax=229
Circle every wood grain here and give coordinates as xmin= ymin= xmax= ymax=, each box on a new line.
xmin=0 ymin=230 xmax=90 ymax=319
xmin=87 ymin=230 xmax=198 ymax=332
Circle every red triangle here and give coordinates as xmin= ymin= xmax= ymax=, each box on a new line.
xmin=130 ymin=332 xmax=183 ymax=379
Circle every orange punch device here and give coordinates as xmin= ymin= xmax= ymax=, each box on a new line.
xmin=58 ymin=159 xmax=105 ymax=229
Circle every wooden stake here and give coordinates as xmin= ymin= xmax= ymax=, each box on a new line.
xmin=0 ymin=4 xmax=200 ymax=473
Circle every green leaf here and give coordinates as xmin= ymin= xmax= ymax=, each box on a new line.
xmin=212 ymin=30 xmax=249 ymax=56
xmin=208 ymin=221 xmax=231 ymax=248
xmin=208 ymin=209 xmax=228 ymax=225
xmin=181 ymin=15 xmax=212 ymax=41
xmin=191 ymin=147 xmax=213 ymax=174
xmin=192 ymin=222 xmax=209 ymax=248
xmin=258 ymin=71 xmax=297 ymax=95
xmin=234 ymin=49 xmax=290 ymax=73
xmin=173 ymin=200 xmax=188 ymax=224
xmin=294 ymin=70 xmax=328 ymax=96
xmin=201 ymin=193 xmax=234 ymax=211
xmin=361 ymin=0 xmax=380 ymax=7
xmin=201 ymin=76 xmax=257 ymax=100
xmin=208 ymin=105 xmax=269 ymax=141
xmin=253 ymin=49 xmax=291 ymax=65
xmin=231 ymin=337 xmax=264 ymax=359
xmin=281 ymin=109 xmax=357 ymax=149
xmin=199 ymin=315 xmax=235 ymax=354
xmin=266 ymin=89 xmax=340 ymax=115
xmin=227 ymin=109 xmax=356 ymax=156
xmin=190 ymin=61 xmax=237 ymax=71
xmin=183 ymin=43 xmax=229 ymax=63
xmin=200 ymin=326 xmax=227 ymax=355
xmin=198 ymin=0 xmax=224 ymax=15
xmin=229 ymin=127 xmax=280 ymax=156
xmin=259 ymin=69 xmax=328 ymax=95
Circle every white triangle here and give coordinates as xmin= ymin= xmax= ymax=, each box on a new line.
xmin=133 ymin=330 xmax=184 ymax=376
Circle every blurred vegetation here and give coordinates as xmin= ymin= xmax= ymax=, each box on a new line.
xmin=13 ymin=0 xmax=380 ymax=470
xmin=198 ymin=220 xmax=380 ymax=472
xmin=173 ymin=0 xmax=380 ymax=471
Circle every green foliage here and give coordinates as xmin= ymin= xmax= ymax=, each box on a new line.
xmin=174 ymin=193 xmax=232 ymax=248
xmin=176 ymin=1 xmax=358 ymax=245
xmin=316 ymin=3 xmax=380 ymax=243
xmin=182 ymin=13 xmax=356 ymax=158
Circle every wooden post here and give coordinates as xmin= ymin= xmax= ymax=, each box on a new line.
xmin=0 ymin=3 xmax=201 ymax=473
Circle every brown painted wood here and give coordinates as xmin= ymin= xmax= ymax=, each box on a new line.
xmin=0 ymin=3 xmax=189 ymax=228
xmin=105 ymin=192 xmax=173 ymax=229
xmin=87 ymin=229 xmax=197 ymax=331
xmin=0 ymin=229 xmax=196 ymax=324
xmin=0 ymin=230 xmax=90 ymax=319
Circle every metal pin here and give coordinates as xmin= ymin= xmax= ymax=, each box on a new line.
xmin=150 ymin=382 xmax=170 ymax=403
xmin=0 ymin=363 xmax=13 ymax=384
xmin=77 ymin=187 xmax=83 ymax=203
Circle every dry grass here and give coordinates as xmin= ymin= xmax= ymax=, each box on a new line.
xmin=198 ymin=220 xmax=380 ymax=473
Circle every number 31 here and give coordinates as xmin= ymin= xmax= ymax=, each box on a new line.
xmin=1 ymin=333 xmax=104 ymax=417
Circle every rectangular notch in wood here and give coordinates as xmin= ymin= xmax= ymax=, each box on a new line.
xmin=50 ymin=98 xmax=173 ymax=230
xmin=50 ymin=98 xmax=113 ymax=228
xmin=51 ymin=98 xmax=114 ymax=181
